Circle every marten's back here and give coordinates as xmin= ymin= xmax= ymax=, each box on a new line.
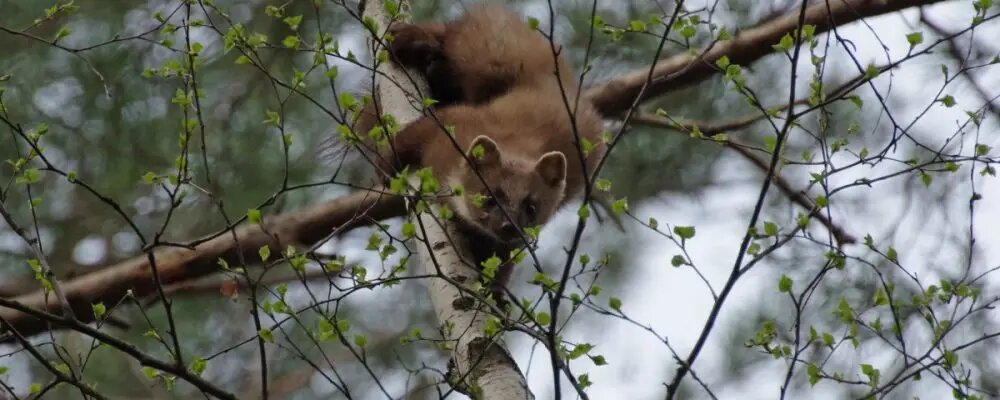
xmin=441 ymin=5 xmax=577 ymax=104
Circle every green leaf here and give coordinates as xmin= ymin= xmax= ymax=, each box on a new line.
xmin=886 ymin=246 xmax=898 ymax=263
xmin=807 ymin=363 xmax=821 ymax=385
xmin=338 ymin=92 xmax=358 ymax=110
xmin=324 ymin=257 xmax=344 ymax=272
xmin=673 ymin=226 xmax=696 ymax=240
xmin=470 ymin=144 xmax=485 ymax=159
xmin=717 ymin=27 xmax=732 ymax=41
xmin=612 ymin=198 xmax=628 ymax=214
xmin=835 ymin=297 xmax=854 ymax=323
xmin=536 ymin=312 xmax=551 ymax=325
xmin=940 ymin=95 xmax=956 ymax=107
xmin=873 ymin=288 xmax=889 ymax=306
xmin=578 ymin=204 xmax=590 ymax=219
xmin=943 ymin=350 xmax=957 ymax=369
xmin=773 ymin=32 xmax=794 ymax=52
xmin=92 ymin=302 xmax=106 ymax=319
xmin=568 ymin=343 xmax=593 ymax=359
xmin=247 ymin=208 xmax=262 ymax=224
xmin=595 ymin=178 xmax=612 ymax=191
xmin=283 ymin=15 xmax=303 ymax=31
xmin=814 ymin=195 xmax=828 ymax=208
xmin=763 ymin=221 xmax=778 ymax=237
xmin=30 ymin=383 xmax=41 ymax=394
xmin=714 ymin=56 xmax=730 ymax=69
xmin=259 ymin=328 xmax=274 ymax=342
xmin=527 ymin=17 xmax=539 ymax=30
xmin=905 ymin=31 xmax=923 ymax=47
xmin=480 ymin=255 xmax=502 ymax=280
xmin=18 ymin=168 xmax=40 ymax=184
xmin=680 ymin=25 xmax=696 ymax=39
xmin=629 ymin=20 xmax=646 ymax=32
xmin=54 ymin=27 xmax=71 ymax=41
xmin=864 ymin=63 xmax=879 ymax=79
xmin=353 ymin=334 xmax=368 ymax=348
xmin=189 ymin=357 xmax=207 ymax=375
xmin=847 ymin=94 xmax=863 ymax=109
xmin=801 ymin=25 xmax=816 ymax=40
xmin=608 ymin=297 xmax=622 ymax=311
xmin=778 ymin=275 xmax=792 ymax=293
xmin=264 ymin=110 xmax=280 ymax=126
xmin=975 ymin=143 xmax=991 ymax=156
xmin=401 ymin=222 xmax=416 ymax=239
xmin=235 ymin=55 xmax=252 ymax=65
xmin=258 ymin=245 xmax=271 ymax=261
xmin=324 ymin=66 xmax=338 ymax=80
xmin=670 ymin=255 xmax=686 ymax=267
xmin=860 ymin=364 xmax=880 ymax=386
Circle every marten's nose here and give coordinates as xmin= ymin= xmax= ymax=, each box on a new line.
xmin=500 ymin=221 xmax=518 ymax=236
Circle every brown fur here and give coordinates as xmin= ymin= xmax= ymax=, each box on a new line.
xmin=387 ymin=5 xmax=576 ymax=106
xmin=357 ymin=6 xmax=605 ymax=292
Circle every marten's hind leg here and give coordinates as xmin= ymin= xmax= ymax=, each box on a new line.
xmin=386 ymin=22 xmax=461 ymax=105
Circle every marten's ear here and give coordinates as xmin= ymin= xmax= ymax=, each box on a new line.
xmin=535 ymin=151 xmax=567 ymax=186
xmin=468 ymin=135 xmax=501 ymax=166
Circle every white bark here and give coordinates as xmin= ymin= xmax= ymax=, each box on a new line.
xmin=361 ymin=1 xmax=533 ymax=399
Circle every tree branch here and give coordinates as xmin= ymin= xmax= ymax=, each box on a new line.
xmin=632 ymin=114 xmax=857 ymax=245
xmin=1 ymin=189 xmax=402 ymax=339
xmin=584 ymin=0 xmax=949 ymax=117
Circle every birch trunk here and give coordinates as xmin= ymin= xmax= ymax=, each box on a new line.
xmin=361 ymin=1 xmax=533 ymax=398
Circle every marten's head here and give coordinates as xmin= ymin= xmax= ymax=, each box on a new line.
xmin=448 ymin=135 xmax=567 ymax=244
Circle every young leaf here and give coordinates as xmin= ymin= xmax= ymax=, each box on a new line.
xmin=778 ymin=275 xmax=793 ymax=293
xmin=258 ymin=328 xmax=274 ymax=342
xmin=673 ymin=226 xmax=696 ymax=240
xmin=248 ymin=209 xmax=262 ymax=224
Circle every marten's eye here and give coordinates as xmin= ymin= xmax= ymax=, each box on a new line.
xmin=484 ymin=195 xmax=497 ymax=208
xmin=523 ymin=199 xmax=537 ymax=218
xmin=484 ymin=190 xmax=505 ymax=208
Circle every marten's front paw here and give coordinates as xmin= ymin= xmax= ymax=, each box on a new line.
xmin=387 ymin=23 xmax=444 ymax=66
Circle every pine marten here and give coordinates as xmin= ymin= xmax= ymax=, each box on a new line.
xmin=357 ymin=6 xmax=605 ymax=286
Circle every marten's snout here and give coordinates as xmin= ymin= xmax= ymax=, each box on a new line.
xmin=499 ymin=221 xmax=518 ymax=236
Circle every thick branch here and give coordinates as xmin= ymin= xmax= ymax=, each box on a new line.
xmin=1 ymin=190 xmax=401 ymax=338
xmin=584 ymin=0 xmax=947 ymax=116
